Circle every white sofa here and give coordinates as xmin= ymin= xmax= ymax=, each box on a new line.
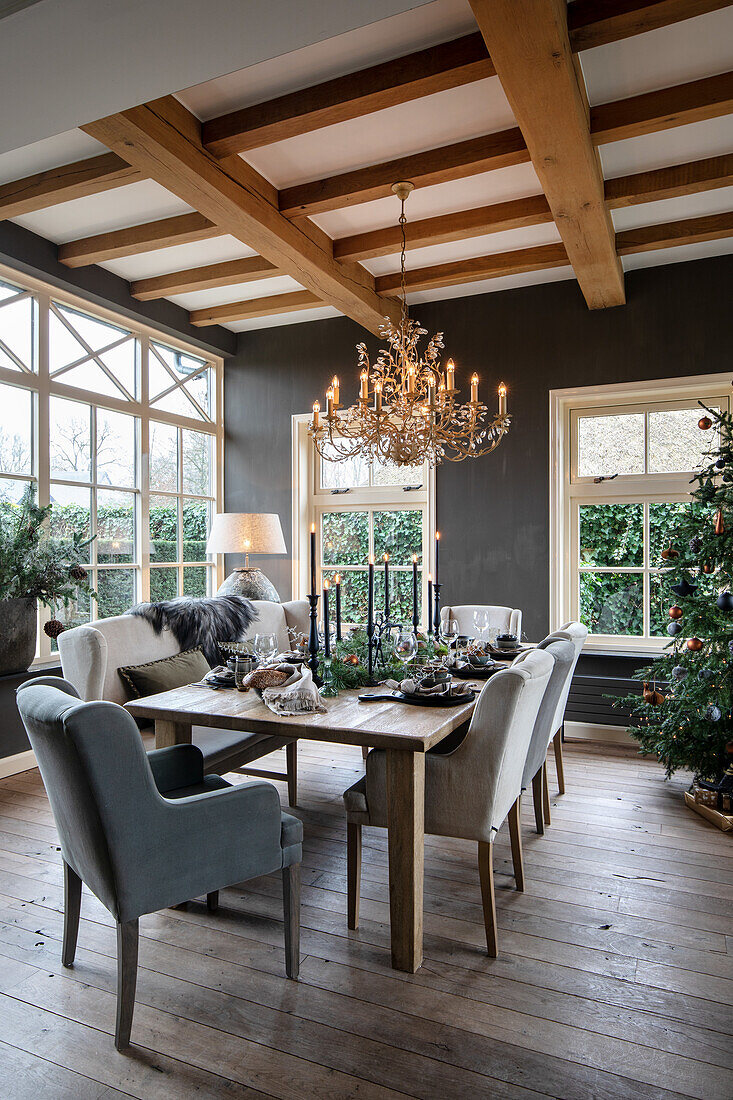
xmin=58 ymin=599 xmax=310 ymax=804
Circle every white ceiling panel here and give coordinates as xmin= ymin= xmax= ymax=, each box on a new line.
xmin=0 ymin=128 xmax=105 ymax=184
xmin=102 ymin=236 xmax=259 ymax=282
xmin=244 ymin=76 xmax=515 ymax=189
xmin=612 ymin=185 xmax=733 ymax=232
xmin=600 ymin=115 xmax=733 ymax=177
xmin=228 ymin=304 xmax=341 ymax=332
xmin=622 ymin=236 xmax=733 ymax=272
xmin=580 ymin=8 xmax=733 ymax=106
xmin=407 ymin=265 xmax=575 ymax=305
xmin=12 ymin=181 xmax=193 ymax=244
xmin=313 ymin=163 xmax=545 ymax=239
xmin=364 ymin=221 xmax=563 ymax=276
xmin=168 ymin=275 xmax=306 ymax=312
xmin=180 ymin=0 xmax=475 ymax=121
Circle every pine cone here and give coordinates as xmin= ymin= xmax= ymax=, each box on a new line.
xmin=69 ymin=565 xmax=88 ymax=582
xmin=43 ymin=619 xmax=65 ymax=639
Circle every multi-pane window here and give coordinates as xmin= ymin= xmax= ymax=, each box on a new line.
xmin=566 ymin=396 xmax=728 ymax=647
xmin=0 ymin=269 xmax=222 ymax=662
xmin=308 ymin=440 xmax=433 ymax=627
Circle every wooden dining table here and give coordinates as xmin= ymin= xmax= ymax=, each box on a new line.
xmin=126 ymin=683 xmax=477 ymax=972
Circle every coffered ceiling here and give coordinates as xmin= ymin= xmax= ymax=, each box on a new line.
xmin=1 ymin=0 xmax=731 ymax=332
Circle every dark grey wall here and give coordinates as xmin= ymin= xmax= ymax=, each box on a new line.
xmin=226 ymin=253 xmax=733 ymax=641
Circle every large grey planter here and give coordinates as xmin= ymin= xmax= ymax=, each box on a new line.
xmin=0 ymin=597 xmax=37 ymax=675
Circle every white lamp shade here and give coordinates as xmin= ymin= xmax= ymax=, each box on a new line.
xmin=206 ymin=512 xmax=286 ymax=556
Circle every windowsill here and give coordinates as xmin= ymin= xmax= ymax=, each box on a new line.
xmin=30 ymin=657 xmax=64 ymax=671
xmin=582 ymin=641 xmax=663 ymax=659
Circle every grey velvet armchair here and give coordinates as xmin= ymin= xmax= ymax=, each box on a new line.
xmin=519 ymin=622 xmax=587 ymax=833
xmin=344 ymin=650 xmax=554 ymax=957
xmin=16 ymin=677 xmax=302 ymax=1051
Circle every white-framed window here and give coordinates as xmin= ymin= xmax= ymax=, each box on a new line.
xmin=0 ymin=266 xmax=224 ymax=664
xmin=550 ymin=374 xmax=731 ymax=654
xmin=291 ymin=416 xmax=436 ymax=627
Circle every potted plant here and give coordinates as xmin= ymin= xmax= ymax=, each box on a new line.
xmin=0 ymin=484 xmax=94 ymax=675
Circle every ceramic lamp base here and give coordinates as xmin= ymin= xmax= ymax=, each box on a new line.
xmin=216 ymin=568 xmax=280 ymax=602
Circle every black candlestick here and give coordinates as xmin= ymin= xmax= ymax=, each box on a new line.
xmin=433 ymin=581 xmax=442 ymax=637
xmin=307 ymin=592 xmax=321 ymax=683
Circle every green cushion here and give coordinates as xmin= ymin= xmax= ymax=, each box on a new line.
xmin=118 ymin=647 xmax=211 ymax=699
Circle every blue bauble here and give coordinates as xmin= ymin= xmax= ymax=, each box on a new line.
xmin=717 ymin=591 xmax=733 ymax=612
xmin=672 ymin=666 xmax=688 ymax=680
xmin=706 ymin=705 xmax=722 ymax=722
xmin=667 ymin=621 xmax=683 ymax=636
xmin=698 ymin=667 xmax=714 ymax=681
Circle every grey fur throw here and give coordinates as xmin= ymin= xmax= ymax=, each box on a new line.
xmin=127 ymin=595 xmax=257 ymax=666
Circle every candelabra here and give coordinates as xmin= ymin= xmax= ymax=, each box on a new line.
xmin=307 ymin=593 xmax=321 ymax=685
xmin=432 ymin=581 xmax=442 ymax=637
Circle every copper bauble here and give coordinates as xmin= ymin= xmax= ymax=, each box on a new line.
xmin=660 ymin=542 xmax=679 ymax=560
xmin=698 ymin=416 xmax=713 ymax=430
xmin=643 ymin=682 xmax=665 ymax=706
xmin=702 ymin=561 xmax=715 ymax=574
xmin=669 ymin=605 xmax=683 ymax=620
xmin=715 ymin=509 xmax=725 ymax=535
xmin=686 ymin=637 xmax=704 ymax=652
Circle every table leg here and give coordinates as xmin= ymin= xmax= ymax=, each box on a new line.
xmin=385 ymin=749 xmax=425 ymax=973
xmin=155 ymin=719 xmax=192 ymax=749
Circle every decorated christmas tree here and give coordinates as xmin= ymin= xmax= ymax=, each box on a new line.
xmin=624 ymin=404 xmax=733 ymax=783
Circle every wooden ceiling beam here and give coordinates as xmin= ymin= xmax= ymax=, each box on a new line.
xmin=190 ymin=290 xmax=321 ymax=326
xmin=376 ymin=242 xmax=570 ymax=295
xmin=131 ymin=255 xmax=279 ymax=300
xmin=605 ymin=153 xmax=733 ymax=207
xmin=334 ymin=194 xmax=553 ymax=262
xmin=568 ymin=1 xmax=733 ymax=52
xmin=591 ymin=70 xmax=733 ymax=145
xmin=616 ymin=210 xmax=733 ymax=254
xmin=203 ymin=34 xmax=495 ymax=156
xmin=202 ymin=3 xmax=731 ymax=155
xmin=470 ymin=0 xmax=624 ymax=309
xmin=279 ymin=128 xmax=529 ymax=218
xmin=83 ymin=97 xmax=398 ymax=334
xmin=58 ymin=212 xmax=222 ymax=268
xmin=0 ymin=152 xmax=143 ymax=220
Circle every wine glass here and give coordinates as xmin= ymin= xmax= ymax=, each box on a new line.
xmin=254 ymin=632 xmax=278 ymax=665
xmin=473 ymin=609 xmax=490 ymax=643
xmin=394 ymin=629 xmax=417 ymax=672
xmin=442 ymin=618 xmax=459 ymax=666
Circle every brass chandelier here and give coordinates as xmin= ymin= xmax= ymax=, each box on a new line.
xmin=308 ymin=182 xmax=512 ymax=467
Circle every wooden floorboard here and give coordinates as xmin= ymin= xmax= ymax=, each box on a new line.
xmin=0 ymin=742 xmax=730 ymax=1098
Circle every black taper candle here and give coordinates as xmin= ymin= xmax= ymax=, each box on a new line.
xmin=427 ymin=576 xmax=433 ymax=635
xmin=309 ymin=522 xmax=317 ymax=596
xmin=412 ymin=556 xmax=419 ymax=634
xmin=367 ymin=557 xmax=374 ymax=679
xmin=335 ymin=575 xmax=342 ymax=641
xmin=323 ymin=581 xmax=330 ymax=658
xmin=383 ymin=554 xmax=390 ymax=621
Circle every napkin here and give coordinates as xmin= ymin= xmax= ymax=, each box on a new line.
xmin=261 ymin=666 xmax=326 ymax=716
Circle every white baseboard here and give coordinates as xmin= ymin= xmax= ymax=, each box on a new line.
xmin=564 ymin=720 xmax=634 ymax=746
xmin=0 ymin=749 xmax=37 ymax=779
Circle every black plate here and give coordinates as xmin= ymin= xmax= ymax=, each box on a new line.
xmin=358 ymin=689 xmax=475 ymax=707
xmin=453 ymin=663 xmax=499 ymax=680
xmin=488 ymin=646 xmax=527 ymax=660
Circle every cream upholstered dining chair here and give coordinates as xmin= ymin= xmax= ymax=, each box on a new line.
xmin=440 ymin=604 xmax=522 ymax=639
xmin=519 ymin=622 xmax=588 ymax=833
xmin=58 ymin=599 xmax=310 ymax=805
xmin=343 ymin=649 xmax=554 ymax=957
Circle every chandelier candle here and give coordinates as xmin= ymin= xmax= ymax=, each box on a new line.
xmin=335 ymin=574 xmax=342 ymax=641
xmin=412 ymin=555 xmax=419 ymax=633
xmin=307 ymin=181 xmax=511 ymax=468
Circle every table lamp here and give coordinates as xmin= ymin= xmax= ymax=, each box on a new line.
xmin=206 ymin=512 xmax=286 ymax=602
